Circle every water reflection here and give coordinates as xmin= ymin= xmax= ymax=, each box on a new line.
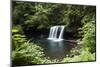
xmin=48 ymin=40 xmax=64 ymax=59
xmin=33 ymin=39 xmax=76 ymax=60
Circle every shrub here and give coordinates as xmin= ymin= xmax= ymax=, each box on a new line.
xmin=12 ymin=28 xmax=27 ymax=50
xmin=12 ymin=41 xmax=54 ymax=66
xmin=62 ymin=48 xmax=95 ymax=63
xmin=79 ymin=15 xmax=96 ymax=53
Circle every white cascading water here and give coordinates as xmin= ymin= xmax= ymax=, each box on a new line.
xmin=48 ymin=26 xmax=65 ymax=41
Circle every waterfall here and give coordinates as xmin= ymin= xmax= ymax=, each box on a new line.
xmin=48 ymin=26 xmax=65 ymax=41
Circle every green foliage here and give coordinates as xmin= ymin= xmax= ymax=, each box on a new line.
xmin=12 ymin=41 xmax=47 ymax=65
xmin=12 ymin=1 xmax=96 ymax=34
xmin=12 ymin=28 xmax=19 ymax=33
xmin=62 ymin=49 xmax=95 ymax=63
xmin=12 ymin=28 xmax=27 ymax=50
xmin=79 ymin=14 xmax=96 ymax=53
xmin=12 ymin=40 xmax=60 ymax=65
xmin=76 ymin=8 xmax=96 ymax=64
xmin=13 ymin=2 xmax=82 ymax=30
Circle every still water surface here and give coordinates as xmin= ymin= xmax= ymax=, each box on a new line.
xmin=32 ymin=39 xmax=77 ymax=60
